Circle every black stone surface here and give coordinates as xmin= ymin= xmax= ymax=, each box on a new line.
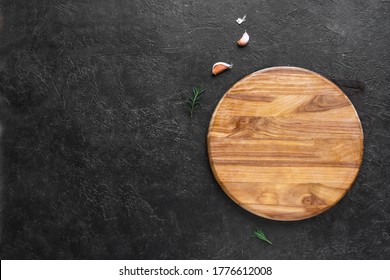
xmin=0 ymin=0 xmax=389 ymax=259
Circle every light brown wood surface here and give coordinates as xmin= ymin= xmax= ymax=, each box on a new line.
xmin=208 ymin=66 xmax=363 ymax=221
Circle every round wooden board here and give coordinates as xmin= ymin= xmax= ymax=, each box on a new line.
xmin=208 ymin=66 xmax=364 ymax=221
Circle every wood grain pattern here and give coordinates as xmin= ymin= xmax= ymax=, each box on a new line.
xmin=208 ymin=67 xmax=364 ymax=221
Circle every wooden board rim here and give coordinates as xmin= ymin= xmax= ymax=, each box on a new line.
xmin=207 ymin=66 xmax=364 ymax=221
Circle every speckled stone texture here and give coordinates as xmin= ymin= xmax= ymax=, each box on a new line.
xmin=0 ymin=0 xmax=389 ymax=259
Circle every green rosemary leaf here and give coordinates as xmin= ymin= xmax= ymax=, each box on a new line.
xmin=254 ymin=228 xmax=272 ymax=245
xmin=187 ymin=86 xmax=205 ymax=117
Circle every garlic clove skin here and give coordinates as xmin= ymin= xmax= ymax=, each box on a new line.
xmin=212 ymin=62 xmax=233 ymax=76
xmin=236 ymin=15 xmax=247 ymax=25
xmin=237 ymin=31 xmax=249 ymax=47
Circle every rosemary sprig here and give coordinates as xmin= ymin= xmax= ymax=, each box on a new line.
xmin=186 ymin=86 xmax=205 ymax=117
xmin=254 ymin=228 xmax=272 ymax=245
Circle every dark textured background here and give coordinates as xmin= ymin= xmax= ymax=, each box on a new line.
xmin=0 ymin=0 xmax=389 ymax=259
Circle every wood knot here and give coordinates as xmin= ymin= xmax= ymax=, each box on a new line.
xmin=301 ymin=193 xmax=327 ymax=206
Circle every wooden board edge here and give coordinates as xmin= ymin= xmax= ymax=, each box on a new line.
xmin=206 ymin=66 xmax=365 ymax=221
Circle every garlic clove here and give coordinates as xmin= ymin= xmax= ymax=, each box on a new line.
xmin=237 ymin=31 xmax=249 ymax=47
xmin=212 ymin=62 xmax=233 ymax=76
